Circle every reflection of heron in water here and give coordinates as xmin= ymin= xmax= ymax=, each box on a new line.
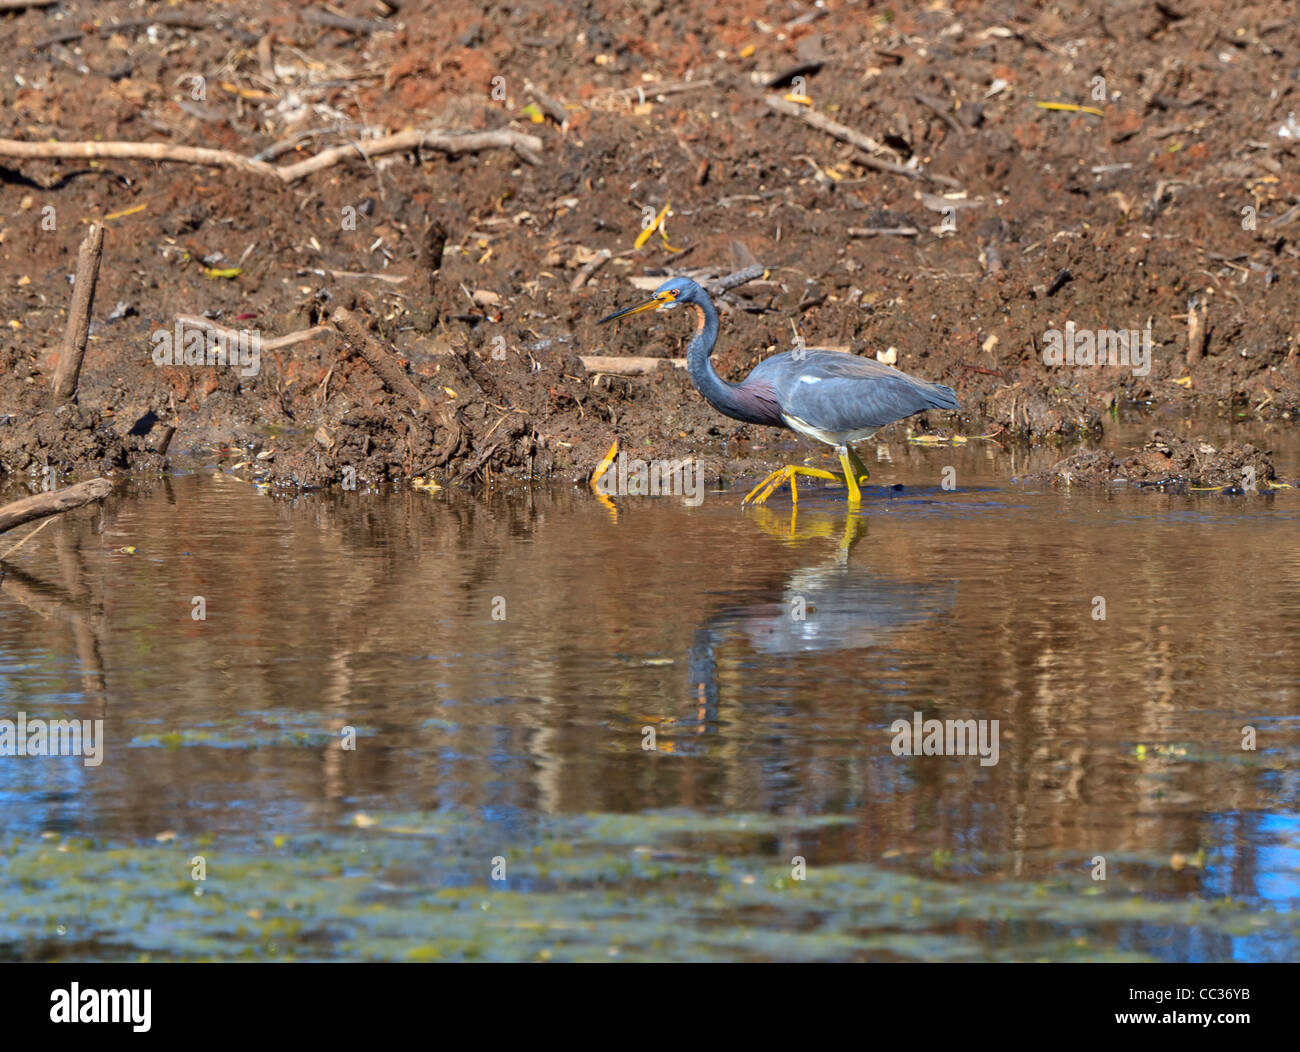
xmin=685 ymin=509 xmax=957 ymax=727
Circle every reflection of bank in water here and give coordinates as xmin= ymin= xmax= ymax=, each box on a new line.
xmin=685 ymin=510 xmax=957 ymax=725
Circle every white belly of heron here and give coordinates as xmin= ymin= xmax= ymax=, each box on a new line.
xmin=781 ymin=413 xmax=879 ymax=448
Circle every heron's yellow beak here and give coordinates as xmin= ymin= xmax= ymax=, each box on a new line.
xmin=597 ymin=291 xmax=674 ymax=324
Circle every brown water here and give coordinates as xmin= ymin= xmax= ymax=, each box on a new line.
xmin=1 ymin=423 xmax=1298 ymax=961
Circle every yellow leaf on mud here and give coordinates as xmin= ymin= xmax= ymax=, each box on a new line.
xmin=103 ymin=204 xmax=146 ymax=222
xmin=220 ymin=82 xmax=275 ymax=101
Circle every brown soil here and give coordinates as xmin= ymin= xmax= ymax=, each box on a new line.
xmin=1032 ymin=428 xmax=1282 ymax=491
xmin=1 ymin=1 xmax=1297 ymax=492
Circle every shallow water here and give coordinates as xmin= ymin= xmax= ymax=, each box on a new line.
xmin=1 ymin=425 xmax=1297 ymax=961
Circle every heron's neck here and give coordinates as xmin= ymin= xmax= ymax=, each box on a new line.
xmin=685 ymin=296 xmax=749 ymax=421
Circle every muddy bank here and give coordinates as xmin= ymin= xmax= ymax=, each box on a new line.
xmin=1031 ymin=428 xmax=1285 ymax=492
xmin=1 ymin=0 xmax=1297 ymax=490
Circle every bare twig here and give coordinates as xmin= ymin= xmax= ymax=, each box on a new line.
xmin=301 ymin=11 xmax=397 ymax=33
xmin=33 ymin=11 xmax=258 ymax=49
xmin=154 ymin=424 xmax=177 ymax=456
xmin=848 ymin=226 xmax=920 ymax=238
xmin=51 ymin=223 xmax=105 ymax=407
xmin=602 ymin=80 xmax=715 ymax=100
xmin=581 ymin=356 xmax=687 ymax=375
xmin=1187 ymin=301 xmax=1208 ymax=365
xmin=0 ymin=0 xmax=59 ymax=10
xmin=0 ymin=138 xmax=281 ymax=179
xmin=525 ymin=82 xmax=570 ymax=128
xmin=304 ymin=268 xmax=408 ymax=285
xmin=765 ymin=94 xmax=901 ymax=159
xmin=0 ymin=128 xmax=545 ymax=184
xmin=708 ymin=265 xmax=766 ymax=295
xmin=176 ymin=315 xmax=333 ymax=352
xmin=765 ymin=95 xmax=960 ymax=187
xmin=0 ymin=479 xmax=113 ymax=537
xmin=570 ymin=249 xmax=612 ymax=291
xmin=256 ymin=32 xmax=277 ymax=83
xmin=274 ymin=129 xmax=544 ymax=180
xmin=913 ymin=91 xmax=966 ymax=136
xmin=0 ymin=517 xmax=54 ymax=561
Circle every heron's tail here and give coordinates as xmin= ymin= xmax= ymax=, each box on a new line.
xmin=926 ymin=382 xmax=959 ymax=411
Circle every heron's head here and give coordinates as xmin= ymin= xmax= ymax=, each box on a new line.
xmin=597 ymin=277 xmax=702 ymax=324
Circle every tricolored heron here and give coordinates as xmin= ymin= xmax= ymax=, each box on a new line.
xmin=597 ymin=277 xmax=959 ymax=505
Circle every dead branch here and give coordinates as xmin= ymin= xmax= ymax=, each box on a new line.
xmin=0 ymin=479 xmax=113 ymax=537
xmin=582 ymin=356 xmax=688 ymax=375
xmin=1187 ymin=301 xmax=1209 ymax=365
xmin=0 ymin=128 xmax=545 ymax=184
xmin=570 ymin=249 xmax=612 ymax=291
xmin=708 ymin=265 xmax=766 ymax=294
xmin=913 ymin=91 xmax=966 ymax=136
xmin=765 ymin=95 xmax=960 ymax=186
xmin=51 ymin=223 xmax=105 ymax=407
xmin=848 ymin=226 xmax=920 ymax=237
xmin=330 ymin=308 xmax=433 ymax=414
xmin=301 ymin=11 xmax=397 ymax=33
xmin=275 ymin=129 xmax=544 ymax=180
xmin=154 ymin=424 xmax=177 ymax=456
xmin=176 ymin=315 xmax=333 ymax=352
xmin=765 ymin=94 xmax=901 ymax=159
xmin=602 ymin=80 xmax=715 ymax=100
xmin=525 ymin=82 xmax=570 ymax=128
xmin=0 ymin=0 xmax=58 ymax=9
xmin=0 ymin=138 xmax=281 ymax=179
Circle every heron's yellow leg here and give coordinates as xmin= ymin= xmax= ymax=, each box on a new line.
xmin=846 ymin=445 xmax=871 ymax=486
xmin=837 ymin=447 xmax=862 ymax=506
xmin=743 ymin=465 xmax=840 ymax=505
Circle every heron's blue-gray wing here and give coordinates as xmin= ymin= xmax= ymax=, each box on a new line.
xmin=754 ymin=351 xmax=958 ymax=433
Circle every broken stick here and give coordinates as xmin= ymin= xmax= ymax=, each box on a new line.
xmin=0 ymin=478 xmax=113 ymax=537
xmin=765 ymin=95 xmax=902 ymax=159
xmin=848 ymin=226 xmax=920 ymax=237
xmin=570 ymin=249 xmax=613 ymax=292
xmin=176 ymin=314 xmax=333 ymax=352
xmin=51 ymin=223 xmax=105 ymax=407
xmin=0 ymin=128 xmax=544 ymax=184
xmin=1187 ymin=301 xmax=1209 ymax=366
xmin=765 ymin=95 xmax=960 ymax=186
xmin=708 ymin=265 xmax=766 ymax=295
xmin=581 ymin=356 xmax=687 ymax=375
xmin=331 ymin=308 xmax=432 ymax=414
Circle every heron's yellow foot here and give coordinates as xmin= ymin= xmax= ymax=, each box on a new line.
xmin=837 ymin=448 xmax=862 ymax=506
xmin=846 ymin=446 xmax=871 ymax=487
xmin=743 ymin=465 xmax=840 ymax=505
